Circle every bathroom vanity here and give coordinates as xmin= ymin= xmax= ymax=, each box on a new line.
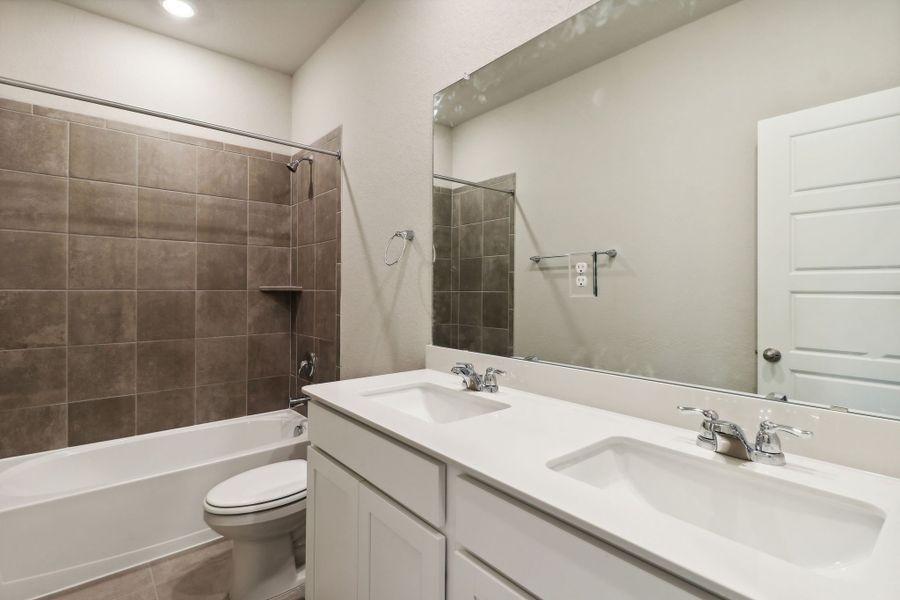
xmin=303 ymin=368 xmax=900 ymax=600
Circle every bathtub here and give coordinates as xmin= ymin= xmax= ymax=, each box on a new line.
xmin=0 ymin=409 xmax=308 ymax=600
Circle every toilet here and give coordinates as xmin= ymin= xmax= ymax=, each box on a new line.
xmin=203 ymin=460 xmax=308 ymax=600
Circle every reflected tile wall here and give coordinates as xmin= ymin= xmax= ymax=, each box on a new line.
xmin=432 ymin=174 xmax=515 ymax=357
xmin=0 ymin=97 xmax=301 ymax=458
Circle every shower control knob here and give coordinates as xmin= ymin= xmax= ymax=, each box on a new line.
xmin=762 ymin=348 xmax=782 ymax=363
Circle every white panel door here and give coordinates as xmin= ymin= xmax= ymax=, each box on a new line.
xmin=758 ymin=86 xmax=900 ymax=416
xmin=307 ymin=447 xmax=360 ymax=600
xmin=357 ymin=482 xmax=445 ymax=600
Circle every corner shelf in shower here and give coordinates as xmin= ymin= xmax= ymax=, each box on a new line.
xmin=258 ymin=286 xmax=304 ymax=292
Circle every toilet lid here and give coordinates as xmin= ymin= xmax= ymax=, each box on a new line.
xmin=205 ymin=460 xmax=308 ymax=514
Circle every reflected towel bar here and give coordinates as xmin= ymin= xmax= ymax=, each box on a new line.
xmin=530 ymin=249 xmax=617 ymax=263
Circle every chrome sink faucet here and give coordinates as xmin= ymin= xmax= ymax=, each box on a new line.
xmin=451 ymin=363 xmax=482 ymax=390
xmin=450 ymin=363 xmax=506 ymax=392
xmin=677 ymin=406 xmax=813 ymax=466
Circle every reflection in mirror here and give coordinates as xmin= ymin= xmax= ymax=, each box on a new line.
xmin=432 ymin=0 xmax=900 ymax=419
xmin=432 ymin=173 xmax=516 ymax=356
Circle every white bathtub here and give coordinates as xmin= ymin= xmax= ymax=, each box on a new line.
xmin=0 ymin=409 xmax=308 ymax=600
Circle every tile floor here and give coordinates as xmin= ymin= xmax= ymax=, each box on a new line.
xmin=41 ymin=539 xmax=304 ymax=600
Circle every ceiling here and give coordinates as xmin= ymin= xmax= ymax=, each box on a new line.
xmin=58 ymin=0 xmax=364 ymax=74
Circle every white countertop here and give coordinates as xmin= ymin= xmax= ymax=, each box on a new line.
xmin=305 ymin=369 xmax=900 ymax=600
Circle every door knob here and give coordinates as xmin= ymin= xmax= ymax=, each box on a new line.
xmin=762 ymin=348 xmax=782 ymax=363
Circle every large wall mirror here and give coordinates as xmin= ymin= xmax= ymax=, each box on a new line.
xmin=431 ymin=0 xmax=900 ymax=419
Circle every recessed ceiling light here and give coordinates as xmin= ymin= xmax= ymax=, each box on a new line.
xmin=161 ymin=0 xmax=195 ymax=18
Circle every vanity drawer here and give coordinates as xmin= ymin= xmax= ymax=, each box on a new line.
xmin=309 ymin=402 xmax=446 ymax=527
xmin=450 ymin=551 xmax=536 ymax=600
xmin=453 ymin=476 xmax=715 ymax=600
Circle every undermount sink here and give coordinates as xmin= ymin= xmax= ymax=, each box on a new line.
xmin=361 ymin=383 xmax=510 ymax=424
xmin=548 ymin=437 xmax=885 ymax=569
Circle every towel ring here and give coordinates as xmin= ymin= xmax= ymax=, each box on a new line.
xmin=384 ymin=230 xmax=415 ymax=266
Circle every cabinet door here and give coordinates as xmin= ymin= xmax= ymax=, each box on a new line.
xmin=357 ymin=482 xmax=446 ymax=600
xmin=450 ymin=551 xmax=535 ymax=600
xmin=307 ymin=447 xmax=360 ymax=600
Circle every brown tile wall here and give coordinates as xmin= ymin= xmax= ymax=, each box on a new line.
xmin=0 ymin=98 xmax=319 ymax=458
xmin=291 ymin=128 xmax=342 ymax=397
xmin=432 ymin=174 xmax=516 ymax=356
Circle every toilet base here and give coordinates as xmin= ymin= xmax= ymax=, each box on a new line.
xmin=230 ymin=537 xmax=305 ymax=600
xmin=204 ymin=499 xmax=307 ymax=600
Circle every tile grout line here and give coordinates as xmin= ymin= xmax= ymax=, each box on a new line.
xmin=29 ymin=230 xmax=293 ymax=250
xmin=311 ymin=161 xmax=317 ymax=382
xmin=64 ymin=119 xmax=70 ymax=449
xmin=193 ymin=144 xmax=199 ymax=426
xmin=289 ymin=153 xmax=295 ymax=396
xmin=146 ymin=559 xmax=159 ymax=600
xmin=133 ymin=130 xmax=140 ymax=436
xmin=245 ymin=151 xmax=250 ymax=416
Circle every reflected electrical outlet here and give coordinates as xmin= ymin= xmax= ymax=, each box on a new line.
xmin=569 ymin=252 xmax=595 ymax=298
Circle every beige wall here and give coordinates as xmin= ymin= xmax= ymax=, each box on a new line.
xmin=0 ymin=0 xmax=292 ymax=148
xmin=433 ymin=124 xmax=454 ymax=178
xmin=290 ymin=0 xmax=598 ymax=378
xmin=446 ymin=0 xmax=900 ymax=392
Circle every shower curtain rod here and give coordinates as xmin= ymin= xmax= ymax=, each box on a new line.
xmin=433 ymin=173 xmax=514 ymax=194
xmin=0 ymin=75 xmax=341 ymax=159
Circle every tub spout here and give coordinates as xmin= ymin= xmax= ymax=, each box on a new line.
xmin=289 ymin=395 xmax=310 ymax=410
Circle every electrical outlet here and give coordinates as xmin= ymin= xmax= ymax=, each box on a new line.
xmin=575 ymin=262 xmax=588 ymax=274
xmin=575 ymin=275 xmax=587 ymax=287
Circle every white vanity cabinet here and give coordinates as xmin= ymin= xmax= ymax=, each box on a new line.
xmin=307 ymin=446 xmax=360 ymax=600
xmin=452 ymin=477 xmax=716 ymax=600
xmin=450 ymin=551 xmax=536 ymax=600
xmin=307 ymin=401 xmax=714 ymax=600
xmin=358 ymin=482 xmax=446 ymax=600
xmin=306 ymin=406 xmax=447 ymax=600
xmin=309 ymin=401 xmax=445 ymax=527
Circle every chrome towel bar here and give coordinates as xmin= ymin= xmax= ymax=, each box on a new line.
xmin=384 ymin=230 xmax=415 ymax=266
xmin=529 ymin=249 xmax=617 ymax=263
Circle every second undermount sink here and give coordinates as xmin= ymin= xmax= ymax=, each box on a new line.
xmin=548 ymin=437 xmax=885 ymax=569
xmin=362 ymin=383 xmax=510 ymax=424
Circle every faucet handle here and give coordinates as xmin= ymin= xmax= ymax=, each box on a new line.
xmin=483 ymin=367 xmax=506 ymax=392
xmin=676 ymin=406 xmax=719 ymax=421
xmin=755 ymin=420 xmax=813 ymax=461
xmin=453 ymin=362 xmax=474 ymax=371
xmin=758 ymin=420 xmax=813 ymax=439
xmin=677 ymin=406 xmax=719 ymax=450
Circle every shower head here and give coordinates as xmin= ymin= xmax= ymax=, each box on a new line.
xmin=286 ymin=156 xmax=314 ymax=172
